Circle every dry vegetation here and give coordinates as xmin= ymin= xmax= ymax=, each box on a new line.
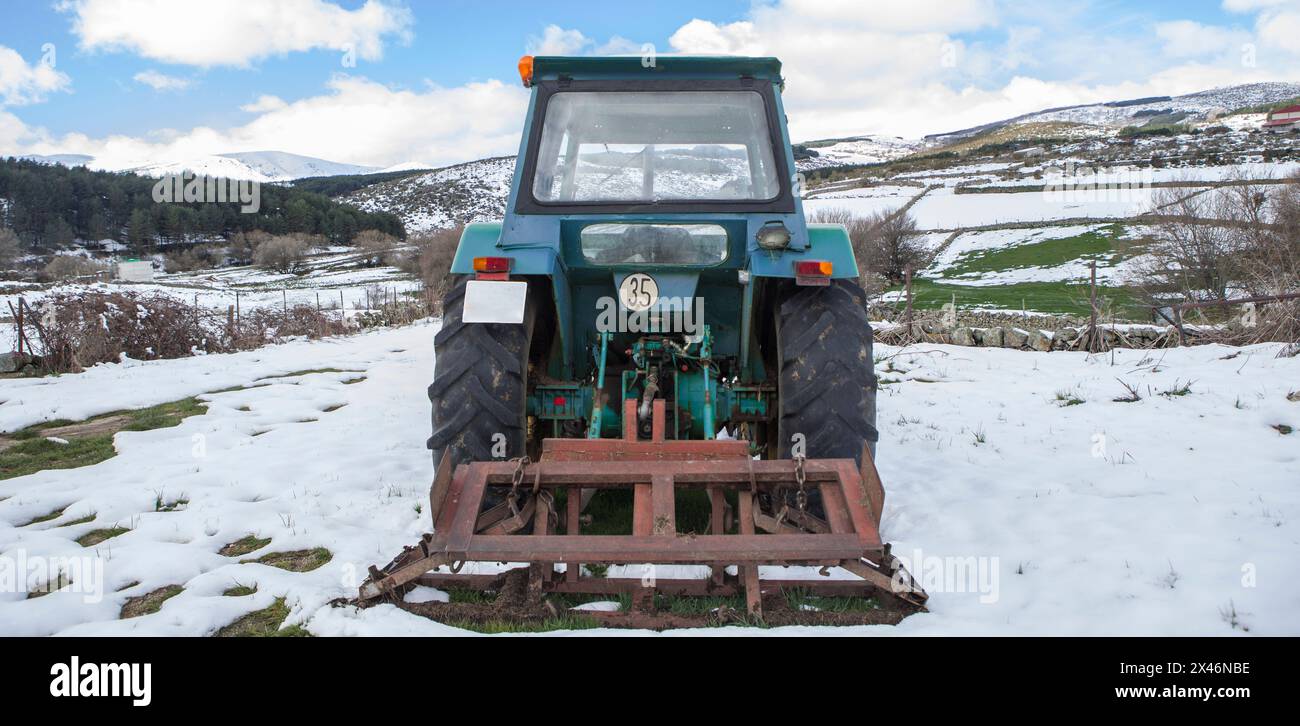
xmin=1136 ymin=175 xmax=1300 ymax=345
xmin=809 ymin=208 xmax=932 ymax=295
xmin=16 ymin=290 xmax=354 ymax=373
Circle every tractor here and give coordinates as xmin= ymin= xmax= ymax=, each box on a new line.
xmin=360 ymin=55 xmax=926 ymax=627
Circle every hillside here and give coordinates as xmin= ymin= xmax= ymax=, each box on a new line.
xmin=929 ymin=81 xmax=1300 ymax=143
xmin=343 ymin=156 xmax=515 ymax=233
xmin=0 ymin=157 xmax=405 ymax=250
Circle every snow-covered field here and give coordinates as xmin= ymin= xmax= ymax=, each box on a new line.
xmin=807 ymin=186 xmax=1157 ymax=230
xmin=2 ymin=324 xmax=1296 ymax=636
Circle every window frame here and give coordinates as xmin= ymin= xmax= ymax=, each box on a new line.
xmin=515 ymin=79 xmax=796 ymax=215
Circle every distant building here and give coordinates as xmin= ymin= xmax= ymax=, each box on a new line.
xmin=1264 ymin=105 xmax=1300 ymax=133
xmin=115 ymin=259 xmax=155 ymax=282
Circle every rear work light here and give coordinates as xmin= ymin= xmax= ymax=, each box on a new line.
xmin=794 ymin=260 xmax=833 ymax=286
xmin=473 ymin=256 xmax=513 ymax=279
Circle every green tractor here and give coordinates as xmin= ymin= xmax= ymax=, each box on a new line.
xmin=362 ymin=55 xmax=923 ymax=625
xmin=432 ymin=54 xmax=876 ymax=476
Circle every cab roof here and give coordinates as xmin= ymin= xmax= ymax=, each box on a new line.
xmin=531 ymin=55 xmax=783 ymax=82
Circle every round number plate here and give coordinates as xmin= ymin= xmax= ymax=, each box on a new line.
xmin=619 ymin=273 xmax=659 ymax=312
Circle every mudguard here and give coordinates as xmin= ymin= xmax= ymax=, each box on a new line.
xmin=747 ymin=223 xmax=860 ymax=280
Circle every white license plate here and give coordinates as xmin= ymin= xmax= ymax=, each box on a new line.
xmin=462 ymin=280 xmax=528 ymax=324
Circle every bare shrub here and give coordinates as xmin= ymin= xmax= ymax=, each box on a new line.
xmin=20 ymin=291 xmax=224 ymax=372
xmin=254 ymin=235 xmax=310 ymax=274
xmin=41 ymin=255 xmax=109 ymax=282
xmin=808 ymin=207 xmax=929 ymax=295
xmin=1135 ymin=175 xmax=1300 ymax=344
xmin=228 ymin=230 xmax=271 ymax=266
xmin=165 ymin=245 xmax=222 ymax=273
xmin=354 ymin=229 xmax=401 ymax=267
xmin=235 ymin=305 xmax=352 ymax=345
xmin=393 ymin=227 xmax=462 ymax=306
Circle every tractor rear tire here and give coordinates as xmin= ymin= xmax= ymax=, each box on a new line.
xmin=776 ymin=279 xmax=879 ymax=469
xmin=428 ymin=276 xmax=535 ymax=475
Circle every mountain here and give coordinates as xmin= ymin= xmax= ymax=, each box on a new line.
xmin=344 ymin=157 xmax=515 ymax=233
xmin=10 ymin=150 xmax=379 ymax=183
xmin=125 ymin=151 xmax=379 ymax=183
xmin=928 ymin=82 xmax=1300 ymax=143
xmin=18 ymin=154 xmax=95 ymax=167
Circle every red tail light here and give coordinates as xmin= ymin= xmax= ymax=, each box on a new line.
xmin=794 ymin=260 xmax=833 ymax=277
xmin=473 ymin=256 xmax=513 ymax=273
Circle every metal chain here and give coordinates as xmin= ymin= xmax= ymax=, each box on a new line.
xmin=794 ymin=454 xmax=808 ymax=513
xmin=508 ymin=456 xmax=530 ymax=516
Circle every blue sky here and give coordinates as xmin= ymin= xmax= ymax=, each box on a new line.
xmin=0 ymin=0 xmax=1296 ymax=169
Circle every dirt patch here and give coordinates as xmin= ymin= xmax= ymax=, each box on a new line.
xmin=215 ymin=598 xmax=310 ymax=637
xmin=40 ymin=415 xmax=132 ymax=440
xmin=120 ymin=585 xmax=183 ymax=619
xmin=249 ymin=548 xmax=332 ymax=572
xmin=219 ymin=535 xmax=271 ymax=557
xmin=1 ymin=398 xmax=207 ymax=481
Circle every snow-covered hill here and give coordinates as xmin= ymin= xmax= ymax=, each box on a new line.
xmin=13 ymin=150 xmax=379 ymax=183
xmin=125 ymin=151 xmax=378 ymax=183
xmin=932 ymin=82 xmax=1300 ymax=143
xmin=797 ymin=135 xmax=923 ymax=171
xmin=344 ymin=157 xmax=515 ymax=233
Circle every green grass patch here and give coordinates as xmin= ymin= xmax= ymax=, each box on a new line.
xmin=56 ymin=513 xmax=96 ymax=527
xmin=895 ymin=278 xmax=1144 ymax=318
xmin=20 ymin=506 xmax=68 ymax=527
xmin=222 ymin=584 xmax=258 ymax=597
xmin=219 ymin=535 xmax=272 ymax=557
xmin=1274 ymin=424 xmax=1294 ymax=436
xmin=938 ymin=227 xmax=1136 ymax=279
xmin=249 ymin=548 xmax=332 ymax=572
xmin=77 ymin=526 xmax=129 ymax=547
xmin=120 ymin=585 xmax=183 ymax=619
xmin=1 ymin=437 xmax=117 ymax=481
xmin=1055 ymin=390 xmax=1087 ymax=407
xmin=441 ymin=615 xmax=602 ymax=634
xmin=260 ymin=368 xmax=364 ymax=381
xmin=0 ymin=397 xmax=207 ymax=481
xmin=215 ymin=598 xmax=311 ymax=637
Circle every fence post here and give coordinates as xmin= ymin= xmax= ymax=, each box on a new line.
xmin=904 ymin=265 xmax=913 ymax=338
xmin=1087 ymin=261 xmax=1101 ymax=353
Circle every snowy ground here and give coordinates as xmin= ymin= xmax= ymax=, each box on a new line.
xmin=1 ymin=324 xmax=1297 ymax=636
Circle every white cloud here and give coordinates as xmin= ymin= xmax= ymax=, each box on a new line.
xmin=665 ymin=0 xmax=1300 ymax=141
xmin=4 ymin=75 xmax=528 ymax=170
xmin=1156 ymin=20 xmax=1251 ymax=58
xmin=58 ymin=0 xmax=413 ymax=67
xmin=133 ymin=69 xmax=191 ymax=91
xmin=526 ymin=25 xmax=592 ymax=56
xmin=0 ymin=45 xmax=71 ymax=106
xmin=240 ymin=95 xmax=289 ymax=113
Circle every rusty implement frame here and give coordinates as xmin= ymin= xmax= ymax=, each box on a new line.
xmin=360 ymin=400 xmax=927 ymax=621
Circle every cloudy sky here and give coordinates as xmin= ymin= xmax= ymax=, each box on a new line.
xmin=1 ymin=0 xmax=1298 ymax=170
